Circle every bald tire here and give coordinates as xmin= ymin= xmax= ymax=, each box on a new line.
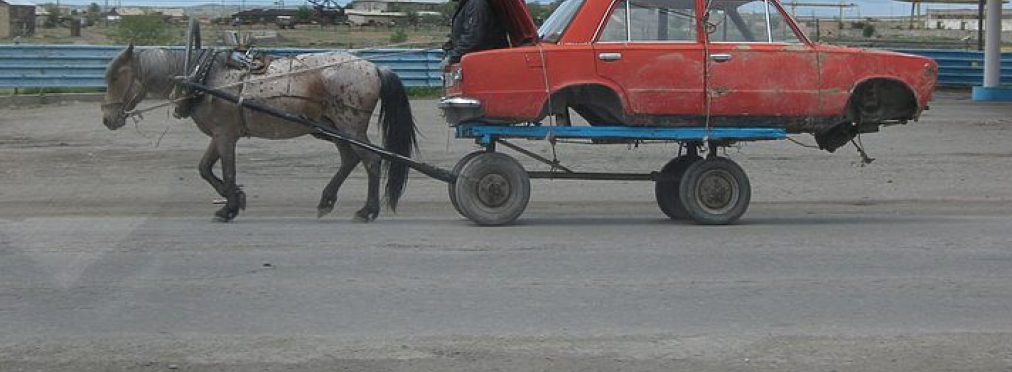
xmin=448 ymin=151 xmax=487 ymax=216
xmin=678 ymin=157 xmax=750 ymax=225
xmin=655 ymin=155 xmax=702 ymax=220
xmin=452 ymin=152 xmax=530 ymax=226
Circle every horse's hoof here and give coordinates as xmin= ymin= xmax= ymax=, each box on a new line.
xmin=353 ymin=210 xmax=377 ymax=223
xmin=317 ymin=199 xmax=335 ymax=218
xmin=317 ymin=207 xmax=333 ymax=219
xmin=214 ymin=209 xmax=237 ymax=222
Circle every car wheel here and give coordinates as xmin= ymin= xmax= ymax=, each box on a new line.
xmin=448 ymin=151 xmax=486 ymax=216
xmin=678 ymin=157 xmax=751 ymax=225
xmin=452 ymin=152 xmax=530 ymax=226
xmin=655 ymin=155 xmax=702 ymax=220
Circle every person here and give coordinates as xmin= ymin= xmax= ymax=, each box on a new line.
xmin=441 ymin=0 xmax=509 ymax=70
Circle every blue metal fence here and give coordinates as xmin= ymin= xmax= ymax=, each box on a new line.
xmin=0 ymin=44 xmax=1008 ymax=89
xmin=0 ymin=45 xmax=444 ymax=89
xmin=894 ymin=49 xmax=1012 ymax=87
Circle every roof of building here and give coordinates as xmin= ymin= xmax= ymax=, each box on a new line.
xmin=1 ymin=0 xmax=38 ymax=6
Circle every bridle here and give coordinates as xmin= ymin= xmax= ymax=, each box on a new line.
xmin=101 ymin=63 xmax=147 ymax=123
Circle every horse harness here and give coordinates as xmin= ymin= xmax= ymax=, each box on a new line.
xmin=172 ymin=49 xmax=218 ymax=119
xmin=173 ymin=49 xmax=352 ymax=138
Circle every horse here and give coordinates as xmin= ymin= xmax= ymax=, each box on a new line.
xmin=100 ymin=45 xmax=418 ymax=222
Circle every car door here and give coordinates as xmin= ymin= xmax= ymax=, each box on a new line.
xmin=704 ymin=0 xmax=820 ymax=119
xmin=593 ymin=0 xmax=706 ymax=117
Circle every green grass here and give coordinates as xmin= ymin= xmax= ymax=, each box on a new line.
xmin=406 ymin=87 xmax=444 ymax=99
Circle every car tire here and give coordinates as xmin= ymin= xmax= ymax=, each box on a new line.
xmin=678 ymin=157 xmax=750 ymax=225
xmin=452 ymin=152 xmax=530 ymax=226
xmin=655 ymin=154 xmax=702 ymax=220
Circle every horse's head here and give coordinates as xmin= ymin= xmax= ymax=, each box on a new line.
xmin=101 ymin=45 xmax=147 ymax=130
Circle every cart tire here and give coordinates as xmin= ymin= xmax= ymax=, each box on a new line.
xmin=453 ymin=152 xmax=530 ymax=226
xmin=448 ymin=151 xmax=486 ymax=216
xmin=183 ymin=18 xmax=202 ymax=75
xmin=655 ymin=155 xmax=702 ymax=220
xmin=678 ymin=157 xmax=750 ymax=225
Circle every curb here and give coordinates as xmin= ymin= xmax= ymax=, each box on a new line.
xmin=0 ymin=93 xmax=106 ymax=108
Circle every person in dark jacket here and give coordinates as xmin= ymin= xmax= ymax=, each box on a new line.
xmin=441 ymin=0 xmax=509 ymax=69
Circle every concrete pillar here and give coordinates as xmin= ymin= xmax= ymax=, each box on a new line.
xmin=972 ymin=0 xmax=1011 ymax=100
xmin=983 ymin=0 xmax=1002 ymax=87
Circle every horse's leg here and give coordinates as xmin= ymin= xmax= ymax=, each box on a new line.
xmin=199 ymin=139 xmax=227 ymax=198
xmin=213 ymin=135 xmax=245 ymax=222
xmin=317 ymin=143 xmax=361 ymax=218
xmin=351 ymin=147 xmax=382 ymax=222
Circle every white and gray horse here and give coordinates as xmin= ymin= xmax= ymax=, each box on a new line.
xmin=101 ymin=45 xmax=417 ymax=222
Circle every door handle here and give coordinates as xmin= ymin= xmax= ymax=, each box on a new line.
xmin=598 ymin=53 xmax=622 ymax=61
xmin=710 ymin=54 xmax=733 ymax=63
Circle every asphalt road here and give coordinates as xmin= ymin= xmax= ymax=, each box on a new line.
xmin=1 ymin=94 xmax=1011 ymax=371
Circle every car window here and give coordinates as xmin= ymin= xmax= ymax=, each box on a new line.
xmin=539 ymin=0 xmax=585 ymax=42
xmin=707 ymin=0 xmax=801 ymax=43
xmin=599 ymin=0 xmax=698 ymax=42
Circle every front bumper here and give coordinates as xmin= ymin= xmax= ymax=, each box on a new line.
xmin=438 ymin=96 xmax=483 ymax=126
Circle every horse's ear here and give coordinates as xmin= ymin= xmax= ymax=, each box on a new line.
xmin=110 ymin=44 xmax=134 ymax=68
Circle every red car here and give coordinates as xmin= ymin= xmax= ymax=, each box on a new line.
xmin=440 ymin=0 xmax=938 ymax=152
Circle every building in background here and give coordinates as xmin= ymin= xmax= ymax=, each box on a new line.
xmin=926 ymin=8 xmax=1012 ymax=30
xmin=347 ymin=0 xmax=443 ymax=13
xmin=0 ymin=0 xmax=35 ymax=38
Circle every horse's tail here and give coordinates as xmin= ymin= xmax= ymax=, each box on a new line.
xmin=376 ymin=66 xmax=418 ymax=212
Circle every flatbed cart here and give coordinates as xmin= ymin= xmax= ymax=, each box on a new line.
xmin=450 ymin=124 xmax=786 ymax=226
xmin=178 ymin=80 xmax=786 ymax=226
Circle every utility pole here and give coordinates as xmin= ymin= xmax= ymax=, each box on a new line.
xmin=978 ymin=0 xmax=985 ymax=50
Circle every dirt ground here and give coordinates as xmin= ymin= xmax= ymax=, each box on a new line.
xmin=1 ymin=92 xmax=1011 ymax=371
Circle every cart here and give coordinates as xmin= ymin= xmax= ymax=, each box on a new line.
xmin=449 ymin=123 xmax=785 ymax=225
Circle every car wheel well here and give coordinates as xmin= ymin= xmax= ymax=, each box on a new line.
xmin=815 ymin=78 xmax=918 ymax=153
xmin=847 ymin=78 xmax=918 ymax=128
xmin=540 ymin=84 xmax=625 ymax=125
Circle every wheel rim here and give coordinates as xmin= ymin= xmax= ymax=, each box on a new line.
xmin=477 ymin=173 xmax=511 ymax=208
xmin=694 ymin=169 xmax=738 ymax=215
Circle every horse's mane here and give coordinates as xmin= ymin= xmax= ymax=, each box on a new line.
xmin=133 ymin=48 xmax=189 ymax=98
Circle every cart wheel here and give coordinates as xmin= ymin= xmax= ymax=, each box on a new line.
xmin=678 ymin=157 xmax=750 ymax=225
xmin=183 ymin=18 xmax=202 ymax=75
xmin=453 ymin=152 xmax=530 ymax=226
xmin=655 ymin=155 xmax=701 ymax=220
xmin=448 ymin=151 xmax=486 ymax=215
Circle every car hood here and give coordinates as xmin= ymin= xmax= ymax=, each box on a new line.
xmin=491 ymin=0 xmax=538 ymax=46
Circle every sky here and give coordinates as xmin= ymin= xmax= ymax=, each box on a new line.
xmin=50 ymin=0 xmax=998 ymax=16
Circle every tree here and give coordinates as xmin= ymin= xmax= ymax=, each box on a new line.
xmin=42 ymin=3 xmax=62 ymax=28
xmin=862 ymin=23 xmax=876 ymax=38
xmin=109 ymin=15 xmax=177 ymax=45
xmin=296 ymin=5 xmax=313 ymax=23
xmin=86 ymin=2 xmax=103 ymax=26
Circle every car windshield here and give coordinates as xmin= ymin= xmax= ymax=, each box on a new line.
xmin=538 ymin=0 xmax=585 ymax=42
